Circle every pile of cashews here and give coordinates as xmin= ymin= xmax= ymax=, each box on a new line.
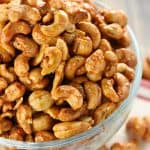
xmin=0 ymin=0 xmax=137 ymax=142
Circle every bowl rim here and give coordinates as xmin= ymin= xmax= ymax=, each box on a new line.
xmin=0 ymin=1 xmax=142 ymax=149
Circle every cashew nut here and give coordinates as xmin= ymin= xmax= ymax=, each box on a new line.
xmin=73 ymin=36 xmax=93 ymax=56
xmin=0 ymin=77 xmax=8 ymax=92
xmin=77 ymin=21 xmax=101 ymax=49
xmin=72 ymin=76 xmax=88 ymax=84
xmin=28 ymin=90 xmax=54 ymax=111
xmin=85 ymin=49 xmax=106 ymax=81
xmin=41 ymin=10 xmax=69 ymax=37
xmin=42 ymin=11 xmax=53 ymax=24
xmin=26 ymin=0 xmax=46 ymax=8
xmin=33 ymin=114 xmax=53 ymax=132
xmin=84 ymin=81 xmax=101 ymax=109
xmin=99 ymin=38 xmax=112 ymax=52
xmin=52 ymin=85 xmax=83 ymax=110
xmin=117 ymin=63 xmax=135 ymax=81
xmin=32 ymin=24 xmax=57 ymax=45
xmin=0 ymin=4 xmax=9 ymax=23
xmin=53 ymin=121 xmax=91 ymax=139
xmin=65 ymin=56 xmax=85 ymax=80
xmin=4 ymin=82 xmax=26 ymax=102
xmin=116 ymin=48 xmax=137 ymax=68
xmin=16 ymin=104 xmax=32 ymax=134
xmin=76 ymin=65 xmax=86 ymax=76
xmin=100 ymin=23 xmax=123 ymax=40
xmin=56 ymin=38 xmax=69 ymax=61
xmin=41 ymin=46 xmax=62 ymax=76
xmin=94 ymin=102 xmax=116 ymax=124
xmin=13 ymin=35 xmax=39 ymax=58
xmin=8 ymin=4 xmax=41 ymax=24
xmin=14 ymin=54 xmax=30 ymax=77
xmin=35 ymin=131 xmax=56 ymax=142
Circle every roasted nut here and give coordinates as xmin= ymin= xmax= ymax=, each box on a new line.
xmin=42 ymin=11 xmax=53 ymax=24
xmin=35 ymin=131 xmax=56 ymax=142
xmin=2 ymin=102 xmax=13 ymax=113
xmin=143 ymin=57 xmax=150 ymax=79
xmin=16 ymin=104 xmax=32 ymax=134
xmin=0 ymin=64 xmax=16 ymax=83
xmin=76 ymin=65 xmax=86 ymax=76
xmin=0 ymin=4 xmax=9 ymax=23
xmin=13 ymin=35 xmax=39 ymax=58
xmin=1 ymin=21 xmax=31 ymax=42
xmin=8 ymin=5 xmax=41 ymax=24
xmin=65 ymin=56 xmax=85 ymax=80
xmin=116 ymin=48 xmax=137 ymax=68
xmin=103 ymin=10 xmax=128 ymax=27
xmin=26 ymin=0 xmax=46 ymax=8
xmin=53 ymin=121 xmax=91 ymax=139
xmin=77 ymin=21 xmax=101 ymax=49
xmin=73 ymin=36 xmax=93 ymax=56
xmin=100 ymin=23 xmax=123 ymax=40
xmin=41 ymin=46 xmax=62 ymax=76
xmin=52 ymin=85 xmax=83 ymax=110
xmin=32 ymin=24 xmax=57 ymax=45
xmin=94 ymin=102 xmax=116 ymax=124
xmin=0 ymin=119 xmax=12 ymax=134
xmin=99 ymin=39 xmax=112 ymax=52
xmin=29 ymin=90 xmax=54 ymax=111
xmin=0 ymin=77 xmax=8 ymax=92
xmin=9 ymin=127 xmax=25 ymax=141
xmin=84 ymin=81 xmax=101 ymax=109
xmin=4 ymin=82 xmax=25 ymax=102
xmin=41 ymin=10 xmax=69 ymax=37
xmin=72 ymin=76 xmax=88 ymax=84
xmin=85 ymin=49 xmax=106 ymax=81
xmin=33 ymin=114 xmax=53 ymax=132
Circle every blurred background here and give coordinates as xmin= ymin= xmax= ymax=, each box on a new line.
xmin=101 ymin=0 xmax=150 ymax=57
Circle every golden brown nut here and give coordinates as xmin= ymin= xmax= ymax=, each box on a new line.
xmin=0 ymin=77 xmax=8 ymax=92
xmin=13 ymin=35 xmax=39 ymax=58
xmin=99 ymin=38 xmax=112 ymax=52
xmin=35 ymin=131 xmax=56 ymax=142
xmin=73 ymin=36 xmax=93 ymax=56
xmin=28 ymin=90 xmax=54 ymax=111
xmin=41 ymin=46 xmax=62 ymax=76
xmin=52 ymin=85 xmax=83 ymax=110
xmin=0 ymin=4 xmax=9 ymax=23
xmin=2 ymin=102 xmax=13 ymax=113
xmin=65 ymin=56 xmax=85 ymax=80
xmin=26 ymin=0 xmax=46 ymax=8
xmin=76 ymin=65 xmax=86 ymax=76
xmin=0 ymin=119 xmax=12 ymax=134
xmin=53 ymin=121 xmax=91 ymax=139
xmin=33 ymin=114 xmax=53 ymax=132
xmin=77 ymin=21 xmax=101 ymax=49
xmin=100 ymin=23 xmax=123 ymax=40
xmin=143 ymin=57 xmax=150 ymax=80
xmin=16 ymin=104 xmax=32 ymax=134
xmin=84 ymin=81 xmax=101 ymax=109
xmin=1 ymin=21 xmax=31 ymax=42
xmin=85 ymin=49 xmax=106 ymax=81
xmin=94 ymin=102 xmax=116 ymax=124
xmin=4 ymin=82 xmax=25 ymax=102
xmin=42 ymin=11 xmax=53 ymax=24
xmin=41 ymin=10 xmax=69 ymax=37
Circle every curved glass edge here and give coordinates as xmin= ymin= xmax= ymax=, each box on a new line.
xmin=0 ymin=1 xmax=142 ymax=149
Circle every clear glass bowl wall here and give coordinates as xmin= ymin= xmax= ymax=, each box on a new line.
xmin=0 ymin=1 xmax=142 ymax=150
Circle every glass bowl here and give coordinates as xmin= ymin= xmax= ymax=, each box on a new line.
xmin=0 ymin=1 xmax=142 ymax=150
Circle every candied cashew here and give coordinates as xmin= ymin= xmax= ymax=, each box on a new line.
xmin=73 ymin=36 xmax=93 ymax=56
xmin=41 ymin=47 xmax=62 ymax=76
xmin=99 ymin=39 xmax=112 ymax=52
xmin=103 ymin=10 xmax=128 ymax=27
xmin=72 ymin=76 xmax=88 ymax=84
xmin=1 ymin=21 xmax=31 ymax=42
xmin=79 ymin=116 xmax=94 ymax=126
xmin=77 ymin=21 xmax=101 ymax=49
xmin=41 ymin=10 xmax=69 ymax=37
xmin=13 ymin=35 xmax=39 ymax=58
xmin=29 ymin=90 xmax=54 ymax=111
xmin=100 ymin=23 xmax=123 ymax=40
xmin=56 ymin=38 xmax=69 ymax=61
xmin=8 ymin=5 xmax=41 ymax=24
xmin=52 ymin=85 xmax=83 ymax=110
xmin=94 ymin=102 xmax=116 ymax=124
xmin=0 ymin=118 xmax=12 ymax=134
xmin=53 ymin=121 xmax=91 ymax=139
xmin=14 ymin=54 xmax=30 ymax=77
xmin=16 ymin=104 xmax=32 ymax=134
xmin=0 ymin=4 xmax=9 ymax=23
xmin=117 ymin=63 xmax=135 ymax=81
xmin=43 ymin=11 xmax=53 ymax=24
xmin=4 ymin=82 xmax=25 ymax=102
xmin=65 ymin=56 xmax=85 ymax=80
xmin=35 ymin=131 xmax=56 ymax=142
xmin=116 ymin=48 xmax=137 ymax=68
xmin=85 ymin=49 xmax=106 ymax=81
xmin=33 ymin=114 xmax=53 ymax=132
xmin=32 ymin=24 xmax=57 ymax=45
xmin=0 ymin=64 xmax=16 ymax=83
xmin=84 ymin=81 xmax=101 ymax=109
